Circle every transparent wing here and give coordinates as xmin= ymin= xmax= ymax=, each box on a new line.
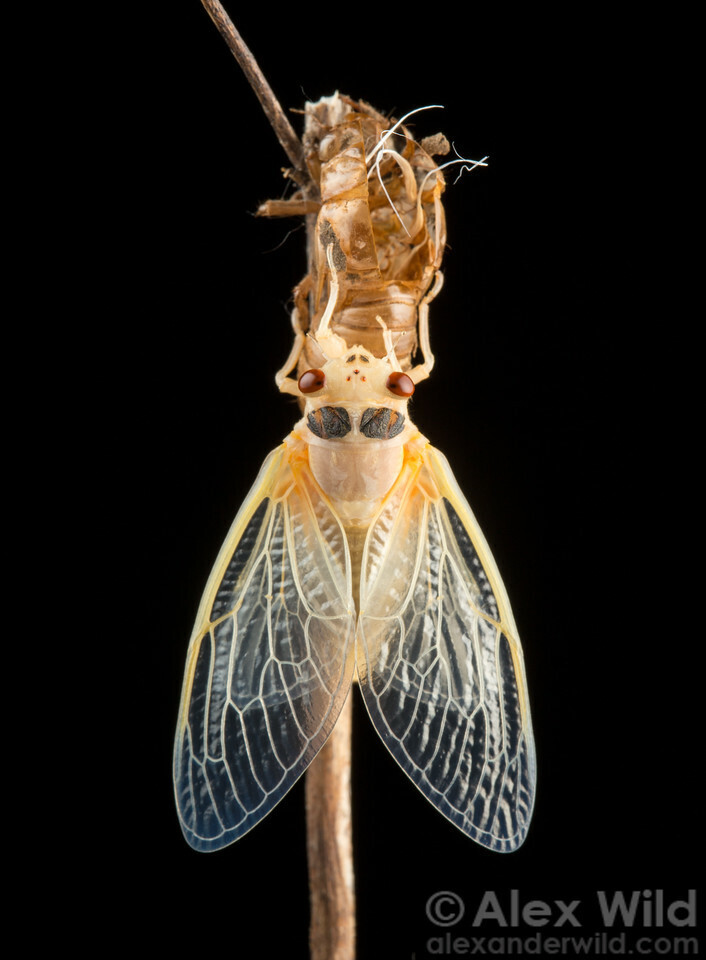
xmin=357 ymin=443 xmax=536 ymax=851
xmin=174 ymin=444 xmax=356 ymax=852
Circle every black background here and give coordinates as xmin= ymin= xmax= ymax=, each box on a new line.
xmin=108 ymin=3 xmax=699 ymax=956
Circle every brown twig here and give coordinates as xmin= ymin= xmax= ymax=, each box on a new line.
xmin=305 ymin=695 xmax=356 ymax=960
xmin=199 ymin=0 xmax=306 ymax=175
xmin=199 ymin=6 xmax=356 ymax=957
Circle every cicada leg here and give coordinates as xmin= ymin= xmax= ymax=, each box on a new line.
xmin=409 ymin=270 xmax=444 ymax=385
xmin=275 ymin=304 xmax=307 ymax=397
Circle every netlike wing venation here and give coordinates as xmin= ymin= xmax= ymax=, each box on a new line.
xmin=357 ymin=445 xmax=536 ymax=851
xmin=174 ymin=446 xmax=355 ymax=851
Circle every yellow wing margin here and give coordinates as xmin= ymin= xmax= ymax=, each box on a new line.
xmin=425 ymin=446 xmax=531 ymax=728
xmin=174 ymin=440 xmax=356 ymax=852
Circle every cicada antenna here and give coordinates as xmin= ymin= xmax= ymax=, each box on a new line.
xmin=376 ymin=316 xmax=403 ymax=371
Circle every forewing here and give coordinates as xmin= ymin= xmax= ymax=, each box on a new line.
xmin=174 ymin=445 xmax=356 ymax=851
xmin=357 ymin=444 xmax=536 ymax=851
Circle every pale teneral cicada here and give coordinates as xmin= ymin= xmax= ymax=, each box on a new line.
xmin=173 ymin=83 xmax=536 ymax=854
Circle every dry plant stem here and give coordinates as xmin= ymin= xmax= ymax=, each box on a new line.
xmin=305 ymin=695 xmax=356 ymax=960
xmin=200 ymin=6 xmax=356 ymax=953
xmin=199 ymin=0 xmax=306 ymax=175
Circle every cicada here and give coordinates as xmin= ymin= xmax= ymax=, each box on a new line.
xmin=173 ymin=82 xmax=536 ymax=854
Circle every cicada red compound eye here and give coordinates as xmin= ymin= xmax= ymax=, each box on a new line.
xmin=386 ymin=371 xmax=415 ymax=397
xmin=298 ymin=369 xmax=326 ymax=394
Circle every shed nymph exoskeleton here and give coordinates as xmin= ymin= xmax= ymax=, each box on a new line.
xmin=173 ymin=233 xmax=537 ymax=853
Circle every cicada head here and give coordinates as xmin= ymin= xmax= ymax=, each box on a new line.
xmin=297 ymin=348 xmax=415 ymax=411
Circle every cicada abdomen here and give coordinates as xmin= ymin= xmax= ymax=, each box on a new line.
xmin=259 ymin=94 xmax=450 ymax=381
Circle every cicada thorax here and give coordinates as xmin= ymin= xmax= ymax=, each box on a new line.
xmin=258 ymin=93 xmax=449 ymax=378
xmin=292 ymin=345 xmax=417 ymax=526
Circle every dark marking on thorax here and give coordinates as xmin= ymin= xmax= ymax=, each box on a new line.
xmin=307 ymin=406 xmax=351 ymax=439
xmin=359 ymin=407 xmax=405 ymax=439
xmin=307 ymin=405 xmax=405 ymax=441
